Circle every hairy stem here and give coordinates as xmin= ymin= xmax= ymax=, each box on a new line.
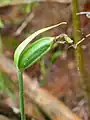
xmin=18 ymin=70 xmax=25 ymax=120
xmin=72 ymin=0 xmax=90 ymax=118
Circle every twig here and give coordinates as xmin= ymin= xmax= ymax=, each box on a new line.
xmin=75 ymin=33 xmax=90 ymax=48
xmin=0 ymin=54 xmax=81 ymax=120
xmin=14 ymin=13 xmax=34 ymax=36
xmin=68 ymin=33 xmax=90 ymax=49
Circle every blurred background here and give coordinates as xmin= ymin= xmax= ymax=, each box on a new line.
xmin=0 ymin=0 xmax=90 ymax=120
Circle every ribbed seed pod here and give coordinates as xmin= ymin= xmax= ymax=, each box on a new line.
xmin=14 ymin=22 xmax=67 ymax=71
xmin=18 ymin=37 xmax=54 ymax=71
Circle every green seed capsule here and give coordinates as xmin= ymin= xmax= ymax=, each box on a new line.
xmin=18 ymin=37 xmax=54 ymax=71
xmin=14 ymin=22 xmax=67 ymax=71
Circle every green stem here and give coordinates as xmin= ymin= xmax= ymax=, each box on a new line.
xmin=0 ymin=35 xmax=2 ymax=53
xmin=18 ymin=70 xmax=25 ymax=120
xmin=72 ymin=0 xmax=90 ymax=118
